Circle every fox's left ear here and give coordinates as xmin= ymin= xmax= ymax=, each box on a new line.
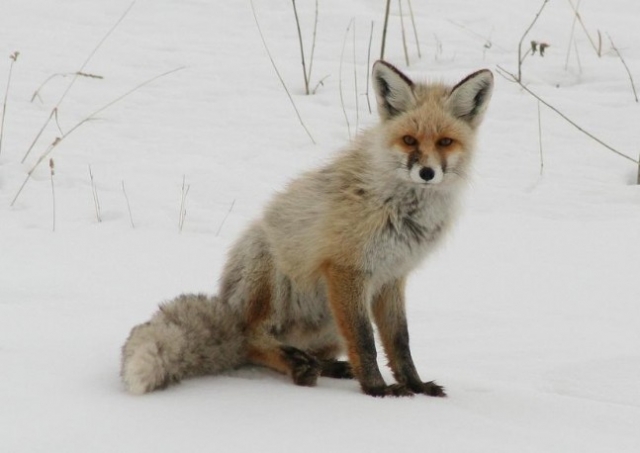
xmin=447 ymin=69 xmax=494 ymax=127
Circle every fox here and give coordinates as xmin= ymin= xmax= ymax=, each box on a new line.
xmin=121 ymin=60 xmax=493 ymax=397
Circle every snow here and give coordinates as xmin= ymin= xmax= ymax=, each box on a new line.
xmin=1 ymin=0 xmax=640 ymax=451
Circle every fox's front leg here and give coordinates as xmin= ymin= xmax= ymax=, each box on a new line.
xmin=323 ymin=263 xmax=412 ymax=397
xmin=372 ymin=278 xmax=446 ymax=397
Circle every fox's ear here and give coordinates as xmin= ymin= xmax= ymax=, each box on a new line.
xmin=372 ymin=60 xmax=416 ymax=120
xmin=447 ymin=69 xmax=494 ymax=127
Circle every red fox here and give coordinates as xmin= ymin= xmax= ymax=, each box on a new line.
xmin=121 ymin=61 xmax=493 ymax=397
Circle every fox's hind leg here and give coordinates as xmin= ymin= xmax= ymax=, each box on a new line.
xmin=247 ymin=334 xmax=352 ymax=385
xmin=246 ymin=336 xmax=321 ymax=386
xmin=308 ymin=344 xmax=353 ymax=379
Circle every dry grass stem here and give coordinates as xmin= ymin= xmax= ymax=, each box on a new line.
xmin=0 ymin=51 xmax=19 ymax=158
xmin=352 ymin=21 xmax=359 ymax=134
xmin=311 ymin=75 xmax=330 ymax=94
xmin=49 ymin=158 xmax=56 ymax=232
xmin=406 ymin=0 xmax=421 ymax=58
xmin=31 ymin=71 xmax=104 ymax=104
xmin=537 ymin=101 xmax=544 ymax=176
xmin=307 ymin=0 xmax=319 ymax=88
xmin=398 ymin=0 xmax=410 ymax=66
xmin=179 ymin=175 xmax=190 ymax=233
xmin=365 ymin=21 xmax=374 ymax=114
xmin=216 ymin=199 xmax=236 ymax=237
xmin=122 ymin=180 xmax=135 ymax=228
xmin=567 ymin=0 xmax=602 ymax=57
xmin=497 ymin=65 xmax=638 ymax=165
xmin=291 ymin=0 xmax=310 ymax=95
xmin=340 ymin=19 xmax=354 ymax=141
xmin=434 ymin=34 xmax=443 ymax=61
xmin=250 ymin=0 xmax=315 ymax=144
xmin=517 ymin=0 xmax=550 ymax=82
xmin=380 ymin=0 xmax=391 ymax=59
xmin=447 ymin=20 xmax=507 ymax=53
xmin=573 ymin=40 xmax=583 ymax=73
xmin=564 ymin=0 xmax=581 ymax=70
xmin=607 ymin=34 xmax=638 ymax=103
xmin=89 ymin=165 xmax=102 ymax=223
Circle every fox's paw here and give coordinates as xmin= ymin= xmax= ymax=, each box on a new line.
xmin=408 ymin=380 xmax=447 ymax=397
xmin=280 ymin=346 xmax=321 ymax=387
xmin=362 ymin=383 xmax=414 ymax=397
xmin=320 ymin=360 xmax=354 ymax=379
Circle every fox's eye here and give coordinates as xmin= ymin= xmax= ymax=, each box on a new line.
xmin=403 ymin=135 xmax=417 ymax=146
xmin=438 ymin=137 xmax=453 ymax=147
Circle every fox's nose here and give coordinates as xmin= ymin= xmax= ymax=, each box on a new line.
xmin=419 ymin=167 xmax=435 ymax=182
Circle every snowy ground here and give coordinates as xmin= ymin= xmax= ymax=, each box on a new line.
xmin=1 ymin=0 xmax=639 ymax=451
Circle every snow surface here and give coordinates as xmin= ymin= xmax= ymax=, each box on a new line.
xmin=1 ymin=0 xmax=640 ymax=451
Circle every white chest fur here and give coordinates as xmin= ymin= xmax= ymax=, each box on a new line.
xmin=364 ymin=185 xmax=457 ymax=287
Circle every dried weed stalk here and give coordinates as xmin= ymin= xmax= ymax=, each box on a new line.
xmin=0 ymin=51 xmax=19 ymax=158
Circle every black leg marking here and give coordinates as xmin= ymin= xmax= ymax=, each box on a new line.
xmin=320 ymin=360 xmax=354 ymax=379
xmin=361 ymin=383 xmax=414 ymax=398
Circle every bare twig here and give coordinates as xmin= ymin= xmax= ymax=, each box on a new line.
xmin=10 ymin=67 xmax=184 ymax=207
xmin=496 ymin=65 xmax=638 ymax=165
xmin=250 ymin=0 xmax=315 ymax=144
xmin=407 ymin=0 xmax=421 ymax=58
xmin=380 ymin=0 xmax=391 ymax=59
xmin=607 ymin=34 xmax=638 ymax=103
xmin=365 ymin=21 xmax=374 ymax=114
xmin=291 ymin=0 xmax=309 ymax=95
xmin=122 ymin=180 xmax=135 ymax=228
xmin=49 ymin=159 xmax=56 ymax=232
xmin=89 ymin=165 xmax=102 ymax=223
xmin=1 ymin=51 xmax=19 ymax=158
xmin=517 ymin=0 xmax=550 ymax=82
xmin=216 ymin=199 xmax=236 ymax=237
xmin=398 ymin=0 xmax=410 ymax=66
xmin=21 ymin=1 xmax=136 ymax=164
xmin=340 ymin=19 xmax=354 ymax=141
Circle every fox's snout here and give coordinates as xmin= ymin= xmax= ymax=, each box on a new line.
xmin=409 ymin=163 xmax=443 ymax=184
xmin=419 ymin=167 xmax=436 ymax=182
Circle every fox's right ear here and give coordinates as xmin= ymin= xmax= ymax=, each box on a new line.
xmin=372 ymin=60 xmax=416 ymax=120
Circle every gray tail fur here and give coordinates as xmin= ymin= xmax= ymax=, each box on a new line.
xmin=120 ymin=294 xmax=246 ymax=394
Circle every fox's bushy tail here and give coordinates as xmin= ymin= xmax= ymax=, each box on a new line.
xmin=121 ymin=294 xmax=246 ymax=394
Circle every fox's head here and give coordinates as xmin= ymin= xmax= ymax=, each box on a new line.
xmin=372 ymin=61 xmax=493 ymax=187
